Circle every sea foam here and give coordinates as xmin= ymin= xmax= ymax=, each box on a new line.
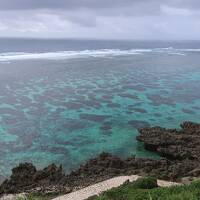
xmin=0 ymin=48 xmax=199 ymax=62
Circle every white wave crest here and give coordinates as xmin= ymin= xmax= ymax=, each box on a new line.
xmin=0 ymin=47 xmax=199 ymax=62
xmin=0 ymin=49 xmax=143 ymax=62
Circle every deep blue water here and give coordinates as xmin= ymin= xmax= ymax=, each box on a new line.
xmin=0 ymin=39 xmax=200 ymax=177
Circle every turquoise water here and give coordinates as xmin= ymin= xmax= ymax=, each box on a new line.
xmin=1 ymin=40 xmax=200 ymax=177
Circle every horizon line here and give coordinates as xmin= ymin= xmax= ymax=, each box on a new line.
xmin=0 ymin=37 xmax=200 ymax=42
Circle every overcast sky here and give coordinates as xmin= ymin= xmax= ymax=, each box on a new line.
xmin=0 ymin=0 xmax=200 ymax=40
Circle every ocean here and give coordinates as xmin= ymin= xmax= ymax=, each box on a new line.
xmin=1 ymin=39 xmax=200 ymax=177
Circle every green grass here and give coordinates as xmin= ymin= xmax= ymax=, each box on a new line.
xmin=16 ymin=178 xmax=200 ymax=200
xmin=92 ymin=177 xmax=200 ymax=200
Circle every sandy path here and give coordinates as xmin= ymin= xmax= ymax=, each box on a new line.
xmin=53 ymin=175 xmax=179 ymax=200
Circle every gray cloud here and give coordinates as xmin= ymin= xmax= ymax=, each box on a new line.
xmin=0 ymin=0 xmax=199 ymax=40
xmin=0 ymin=0 xmax=200 ymax=11
xmin=0 ymin=0 xmax=140 ymax=10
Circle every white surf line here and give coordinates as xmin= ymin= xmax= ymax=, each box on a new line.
xmin=53 ymin=175 xmax=180 ymax=200
xmin=0 ymin=49 xmax=142 ymax=62
xmin=2 ymin=47 xmax=200 ymax=62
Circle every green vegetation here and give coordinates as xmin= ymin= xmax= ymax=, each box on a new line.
xmin=91 ymin=177 xmax=200 ymax=200
xmin=16 ymin=177 xmax=200 ymax=200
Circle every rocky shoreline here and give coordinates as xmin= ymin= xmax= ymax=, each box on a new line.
xmin=1 ymin=121 xmax=200 ymax=196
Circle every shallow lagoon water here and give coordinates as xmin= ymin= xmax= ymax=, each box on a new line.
xmin=1 ymin=40 xmax=200 ymax=177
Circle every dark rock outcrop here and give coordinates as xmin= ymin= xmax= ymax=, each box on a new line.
xmin=0 ymin=163 xmax=65 ymax=195
xmin=0 ymin=154 xmax=173 ymax=195
xmin=137 ymin=121 xmax=200 ymax=160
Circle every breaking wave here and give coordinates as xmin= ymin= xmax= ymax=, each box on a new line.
xmin=0 ymin=47 xmax=199 ymax=62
